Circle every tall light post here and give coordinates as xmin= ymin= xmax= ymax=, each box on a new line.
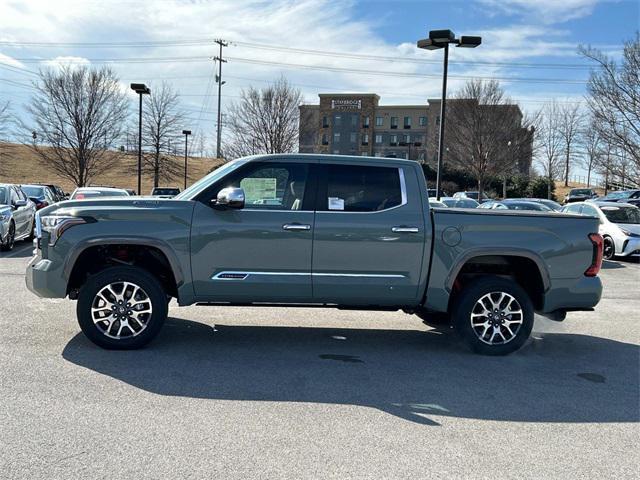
xmin=182 ymin=129 xmax=191 ymax=190
xmin=417 ymin=30 xmax=481 ymax=200
xmin=130 ymin=83 xmax=151 ymax=195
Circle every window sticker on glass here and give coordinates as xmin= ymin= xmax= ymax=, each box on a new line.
xmin=241 ymin=177 xmax=277 ymax=204
xmin=328 ymin=197 xmax=345 ymax=210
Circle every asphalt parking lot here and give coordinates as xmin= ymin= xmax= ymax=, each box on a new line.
xmin=1 ymin=240 xmax=638 ymax=479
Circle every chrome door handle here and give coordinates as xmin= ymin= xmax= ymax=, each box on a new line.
xmin=392 ymin=226 xmax=419 ymax=233
xmin=283 ymin=223 xmax=311 ymax=231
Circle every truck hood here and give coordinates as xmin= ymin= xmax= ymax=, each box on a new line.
xmin=39 ymin=197 xmax=194 ymax=218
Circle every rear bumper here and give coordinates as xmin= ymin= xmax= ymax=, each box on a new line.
xmin=540 ymin=276 xmax=602 ymax=313
xmin=25 ymin=254 xmax=67 ymax=298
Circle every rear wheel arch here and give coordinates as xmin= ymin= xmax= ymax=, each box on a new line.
xmin=447 ymin=251 xmax=548 ymax=311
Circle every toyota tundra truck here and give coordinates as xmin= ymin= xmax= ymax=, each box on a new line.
xmin=26 ymin=154 xmax=604 ymax=355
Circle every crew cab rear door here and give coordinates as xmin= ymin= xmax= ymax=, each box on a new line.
xmin=190 ymin=159 xmax=316 ymax=302
xmin=311 ymin=161 xmax=426 ymax=306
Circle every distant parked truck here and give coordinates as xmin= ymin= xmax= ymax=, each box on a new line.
xmin=27 ymin=154 xmax=603 ymax=355
xmin=150 ymin=187 xmax=181 ymax=198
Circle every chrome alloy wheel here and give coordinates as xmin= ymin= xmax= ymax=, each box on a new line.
xmin=470 ymin=291 xmax=523 ymax=345
xmin=90 ymin=281 xmax=153 ymax=339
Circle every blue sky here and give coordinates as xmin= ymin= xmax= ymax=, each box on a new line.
xmin=0 ymin=0 xmax=638 ymax=151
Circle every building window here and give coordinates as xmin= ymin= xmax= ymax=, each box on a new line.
xmin=390 ymin=134 xmax=398 ymax=146
xmin=333 ymin=132 xmax=340 ymax=142
xmin=351 ymin=115 xmax=358 ymax=127
xmin=322 ymin=116 xmax=329 ymax=128
xmin=419 ymin=116 xmax=427 ymax=126
xmin=333 ymin=150 xmax=340 ymax=154
xmin=350 ymin=132 xmax=357 ymax=143
xmin=363 ymin=116 xmax=370 ymax=128
xmin=404 ymin=134 xmax=411 ymax=144
xmin=436 ymin=116 xmax=440 ymax=126
xmin=362 ymin=133 xmax=369 ymax=145
xmin=403 ymin=152 xmax=409 ymax=159
xmin=390 ymin=117 xmax=398 ymax=129
xmin=321 ymin=133 xmax=328 ymax=145
xmin=375 ymin=116 xmax=384 ymax=127
xmin=375 ymin=134 xmax=383 ymax=144
xmin=374 ymin=152 xmax=382 ymax=157
xmin=404 ymin=116 xmax=411 ymax=129
xmin=335 ymin=115 xmax=342 ymax=126
xmin=360 ymin=152 xmax=368 ymax=156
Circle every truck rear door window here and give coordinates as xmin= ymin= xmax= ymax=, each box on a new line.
xmin=323 ymin=164 xmax=402 ymax=212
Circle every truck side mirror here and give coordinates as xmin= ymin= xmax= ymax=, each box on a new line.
xmin=213 ymin=187 xmax=245 ymax=209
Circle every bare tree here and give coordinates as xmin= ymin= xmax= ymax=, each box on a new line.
xmin=0 ymin=101 xmax=12 ymax=175
xmin=226 ymin=77 xmax=302 ymax=159
xmin=558 ymin=102 xmax=585 ymax=186
xmin=445 ymin=79 xmax=535 ymax=197
xmin=581 ymin=115 xmax=603 ymax=187
xmin=536 ymin=101 xmax=564 ymax=199
xmin=141 ymin=82 xmax=185 ymax=188
xmin=25 ymin=66 xmax=128 ymax=187
xmin=579 ymin=33 xmax=640 ymax=185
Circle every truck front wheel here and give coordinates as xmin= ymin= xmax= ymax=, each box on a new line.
xmin=451 ymin=276 xmax=534 ymax=356
xmin=77 ymin=266 xmax=168 ymax=350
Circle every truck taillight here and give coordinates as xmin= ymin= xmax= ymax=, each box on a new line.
xmin=585 ymin=233 xmax=603 ymax=277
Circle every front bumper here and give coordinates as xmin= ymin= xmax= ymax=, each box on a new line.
xmin=541 ymin=276 xmax=603 ymax=314
xmin=618 ymin=237 xmax=640 ymax=257
xmin=25 ymin=253 xmax=67 ymax=298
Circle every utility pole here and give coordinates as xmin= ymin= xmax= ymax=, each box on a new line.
xmin=214 ymin=39 xmax=228 ymax=159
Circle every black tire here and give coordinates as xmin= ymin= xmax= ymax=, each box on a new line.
xmin=1 ymin=221 xmax=15 ymax=251
xmin=414 ymin=308 xmax=451 ymax=328
xmin=603 ymin=236 xmax=615 ymax=260
xmin=452 ymin=276 xmax=534 ymax=356
xmin=77 ymin=266 xmax=168 ymax=350
xmin=27 ymin=218 xmax=35 ymax=241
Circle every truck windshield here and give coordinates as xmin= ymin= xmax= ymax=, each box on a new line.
xmin=175 ymin=159 xmax=247 ymax=201
xmin=601 ymin=206 xmax=640 ymax=224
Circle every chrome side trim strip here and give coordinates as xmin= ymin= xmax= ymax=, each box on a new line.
xmin=211 ymin=271 xmax=406 ymax=280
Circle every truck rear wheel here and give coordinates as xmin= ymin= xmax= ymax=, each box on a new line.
xmin=451 ymin=276 xmax=534 ymax=356
xmin=77 ymin=266 xmax=168 ymax=350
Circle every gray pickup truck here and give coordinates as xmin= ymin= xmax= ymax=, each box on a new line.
xmin=26 ymin=154 xmax=604 ymax=355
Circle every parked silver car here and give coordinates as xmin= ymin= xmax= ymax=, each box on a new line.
xmin=0 ymin=184 xmax=36 ymax=251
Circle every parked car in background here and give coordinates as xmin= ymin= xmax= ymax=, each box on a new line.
xmin=21 ymin=184 xmax=58 ymax=210
xmin=427 ymin=189 xmax=449 ymax=198
xmin=428 ymin=198 xmax=448 ymax=208
xmin=35 ymin=184 xmax=66 ymax=202
xmin=562 ymin=201 xmax=640 ymax=260
xmin=508 ymin=198 xmax=563 ymax=211
xmin=453 ymin=191 xmax=491 ymax=203
xmin=125 ymin=189 xmax=137 ymax=196
xmin=0 ymin=184 xmax=36 ymax=251
xmin=564 ymin=188 xmax=598 ymax=204
xmin=150 ymin=187 xmax=181 ymax=198
xmin=440 ymin=197 xmax=480 ymax=208
xmin=69 ymin=187 xmax=131 ymax=200
xmin=598 ymin=189 xmax=640 ymax=203
xmin=478 ymin=200 xmax=554 ymax=212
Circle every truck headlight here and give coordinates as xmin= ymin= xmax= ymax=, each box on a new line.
xmin=40 ymin=215 xmax=86 ymax=245
xmin=0 ymin=213 xmax=8 ymax=221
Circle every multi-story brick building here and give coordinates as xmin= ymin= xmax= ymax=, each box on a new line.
xmin=299 ymin=93 xmax=533 ymax=176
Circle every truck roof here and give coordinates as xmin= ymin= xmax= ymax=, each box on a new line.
xmin=243 ymin=153 xmax=417 ymax=166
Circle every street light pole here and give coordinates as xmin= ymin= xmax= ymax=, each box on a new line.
xmin=417 ymin=30 xmax=481 ymax=200
xmin=436 ymin=42 xmax=449 ymax=201
xmin=182 ymin=130 xmax=191 ymax=190
xmin=130 ymin=83 xmax=151 ymax=195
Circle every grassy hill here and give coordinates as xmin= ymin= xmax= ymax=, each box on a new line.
xmin=0 ymin=142 xmax=224 ymax=194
